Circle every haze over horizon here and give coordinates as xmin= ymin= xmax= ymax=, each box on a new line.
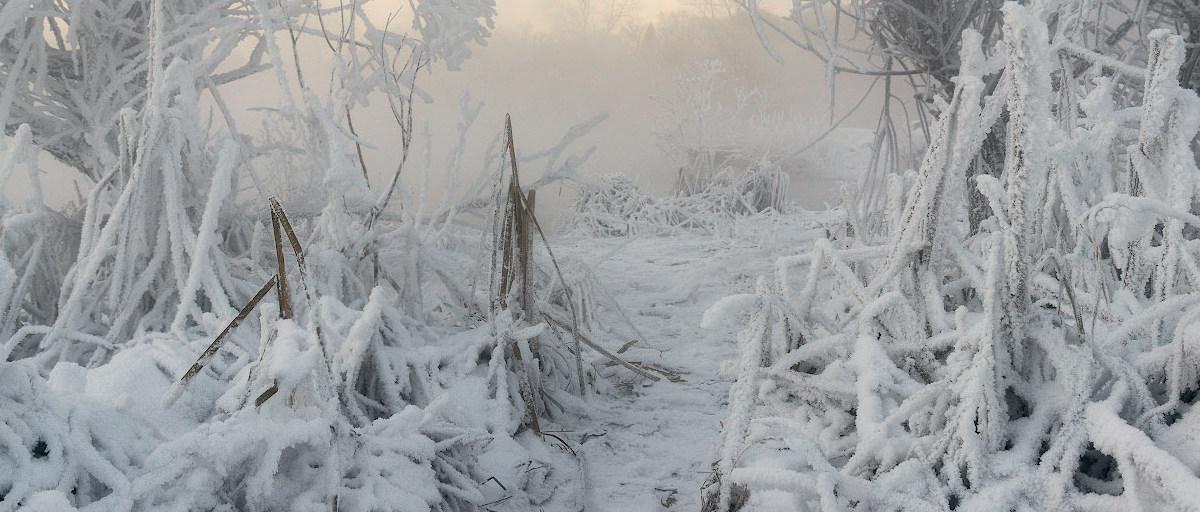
xmin=8 ymin=0 xmax=879 ymax=213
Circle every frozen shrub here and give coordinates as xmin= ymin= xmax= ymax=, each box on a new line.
xmin=0 ymin=0 xmax=596 ymax=510
xmin=706 ymin=3 xmax=1200 ymax=510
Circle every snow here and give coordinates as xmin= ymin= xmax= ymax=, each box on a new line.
xmin=549 ymin=213 xmax=827 ymax=510
xmin=19 ymin=491 xmax=76 ymax=512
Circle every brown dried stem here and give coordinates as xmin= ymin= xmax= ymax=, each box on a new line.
xmin=165 ymin=276 xmax=278 ymax=406
xmin=270 ymin=201 xmax=292 ymax=319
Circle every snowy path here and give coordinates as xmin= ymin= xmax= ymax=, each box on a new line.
xmin=554 ymin=218 xmax=825 ymax=511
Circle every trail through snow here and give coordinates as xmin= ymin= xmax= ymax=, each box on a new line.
xmin=552 ymin=215 xmax=827 ymax=511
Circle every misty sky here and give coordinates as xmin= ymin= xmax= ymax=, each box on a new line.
xmin=390 ymin=0 xmax=793 ymax=33
xmin=10 ymin=0 xmax=880 ymax=213
xmin=359 ymin=0 xmax=877 ymax=208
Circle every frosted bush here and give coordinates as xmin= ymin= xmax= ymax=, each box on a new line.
xmin=705 ymin=2 xmax=1200 ymax=510
xmin=0 ymin=0 xmax=588 ymax=510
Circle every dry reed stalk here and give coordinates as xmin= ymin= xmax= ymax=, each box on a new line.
xmin=497 ymin=202 xmax=515 ymax=308
xmin=517 ymin=188 xmax=549 ymax=422
xmin=498 ymin=114 xmax=542 ymax=433
xmin=164 ymin=275 xmax=277 ymax=406
xmin=268 ymin=199 xmax=342 ymax=511
xmin=167 ymin=199 xmax=326 ymax=411
xmin=270 ymin=198 xmax=331 ymax=364
xmin=253 ymin=198 xmax=327 ymax=408
xmin=522 ymin=189 xmax=538 ymax=359
xmin=254 ymin=384 xmax=279 ymax=407
xmin=248 ymin=201 xmax=296 ymax=409
xmin=270 ymin=198 xmax=305 ymax=268
xmin=271 ymin=202 xmax=292 ymax=319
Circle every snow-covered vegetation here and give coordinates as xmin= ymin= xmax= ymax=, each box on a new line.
xmin=0 ymin=1 xmax=608 ymax=510
xmin=705 ymin=1 xmax=1200 ymax=510
xmin=7 ymin=0 xmax=1200 ymax=510
xmin=567 ymin=164 xmax=787 ymax=237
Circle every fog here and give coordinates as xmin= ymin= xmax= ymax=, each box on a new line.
xmin=14 ymin=0 xmax=893 ymax=216
xmin=394 ymin=0 xmax=887 ymax=211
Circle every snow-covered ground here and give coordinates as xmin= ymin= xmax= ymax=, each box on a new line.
xmin=549 ymin=214 xmax=829 ymax=510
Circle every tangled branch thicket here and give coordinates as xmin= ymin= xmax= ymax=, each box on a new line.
xmin=706 ymin=1 xmax=1200 ymax=510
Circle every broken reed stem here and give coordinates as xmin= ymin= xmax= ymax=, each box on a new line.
xmin=522 ymin=189 xmax=538 ymax=359
xmin=498 ymin=114 xmax=525 ymax=309
xmin=167 ymin=199 xmax=330 ymax=412
xmin=270 ymin=199 xmax=327 ymax=349
xmin=262 ymin=199 xmax=342 ymax=509
xmin=255 ymin=384 xmax=280 ymax=407
xmin=263 ymin=199 xmax=338 ymax=408
xmin=164 ymin=276 xmax=277 ymax=406
xmin=498 ymin=114 xmax=542 ymax=433
xmin=497 ymin=197 xmax=516 ymax=307
xmin=271 ymin=201 xmax=292 ymax=319
xmin=515 ymin=189 xmax=528 ymax=317
xmin=505 ymin=114 xmax=521 ymax=193
xmin=517 ymin=189 xmax=548 ymax=423
xmin=500 ymin=114 xmax=587 ymax=395
xmin=543 ymin=313 xmax=661 ymax=382
xmin=271 ymin=198 xmax=306 ymax=269
xmin=247 ymin=199 xmax=293 ymax=410
xmin=482 ymin=115 xmax=544 ymax=434
xmin=175 ymin=276 xmax=278 ymax=384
